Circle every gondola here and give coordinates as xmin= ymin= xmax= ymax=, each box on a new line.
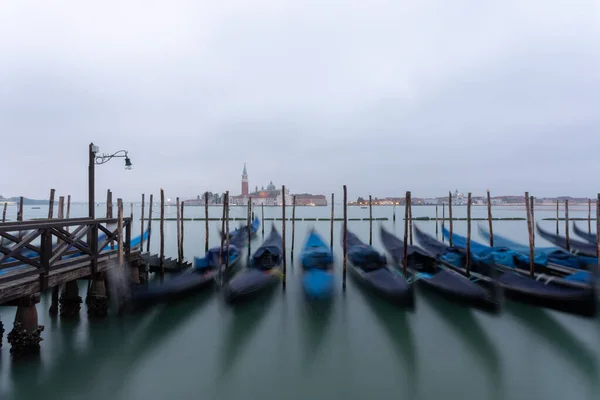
xmin=573 ymin=223 xmax=597 ymax=245
xmin=299 ymin=229 xmax=334 ymax=300
xmin=221 ymin=217 xmax=261 ymax=240
xmin=415 ymin=225 xmax=597 ymax=317
xmin=194 ymin=225 xmax=249 ymax=280
xmin=536 ymin=223 xmax=597 ymax=257
xmin=380 ymin=226 xmax=500 ymax=312
xmin=344 ymin=228 xmax=414 ymax=307
xmin=225 ymin=225 xmax=283 ymax=304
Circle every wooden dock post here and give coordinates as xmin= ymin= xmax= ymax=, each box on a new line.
xmin=48 ymin=189 xmax=55 ymax=219
xmin=588 ymin=198 xmax=592 ymax=234
xmin=291 ymin=195 xmax=296 ymax=260
xmin=343 ymin=185 xmax=347 ymax=291
xmin=8 ymin=295 xmax=44 ymax=357
xmin=107 ymin=190 xmax=113 ymax=218
xmin=205 ymin=192 xmax=209 ymax=252
xmin=159 ymin=189 xmax=165 ymax=279
xmin=596 ymin=194 xmax=600 ymax=276
xmin=282 ymin=186 xmax=286 ymax=290
xmin=530 ymin=195 xmax=535 ymax=247
xmin=369 ymin=194 xmax=373 ymax=245
xmin=261 ymin=203 xmax=265 ymax=238
xmin=247 ymin=198 xmax=251 ymax=258
xmin=60 ymin=196 xmax=82 ymax=318
xmin=176 ymin=197 xmax=181 ymax=263
xmin=118 ymin=198 xmax=124 ymax=268
xmin=146 ymin=194 xmax=153 ymax=253
xmin=525 ymin=191 xmax=535 ymax=278
xmin=393 ymin=204 xmax=396 ymax=223
xmin=408 ymin=198 xmax=413 ymax=245
xmin=448 ymin=192 xmax=453 ymax=247
xmin=435 ymin=205 xmax=439 ymax=237
xmin=403 ymin=191 xmax=410 ymax=276
xmin=466 ymin=193 xmax=472 ymax=276
xmin=565 ymin=199 xmax=570 ymax=252
xmin=556 ymin=200 xmax=559 ymax=234
xmin=48 ymin=191 xmax=58 ymax=316
xmin=1 ymin=203 xmax=6 ymax=246
xmin=66 ymin=194 xmax=71 ymax=219
xmin=218 ymin=193 xmax=227 ymax=284
xmin=486 ymin=189 xmax=494 ymax=247
xmin=225 ymin=193 xmax=230 ymax=283
xmin=330 ymin=193 xmax=334 ymax=251
xmin=442 ymin=203 xmax=445 ymax=243
xmin=18 ymin=196 xmax=24 ymax=223
xmin=180 ymin=201 xmax=185 ymax=262
xmin=140 ymin=194 xmax=145 ymax=251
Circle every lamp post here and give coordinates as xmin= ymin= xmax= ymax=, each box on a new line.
xmin=88 ymin=142 xmax=133 ymax=219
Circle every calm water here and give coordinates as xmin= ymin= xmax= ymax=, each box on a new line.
xmin=1 ymin=203 xmax=599 ymax=400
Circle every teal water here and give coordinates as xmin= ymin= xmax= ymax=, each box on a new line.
xmin=1 ymin=204 xmax=599 ymax=400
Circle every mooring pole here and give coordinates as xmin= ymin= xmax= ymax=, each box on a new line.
xmin=369 ymin=194 xmax=373 ymax=245
xmin=565 ymin=199 xmax=570 ymax=252
xmin=205 ymin=191 xmax=209 ymax=253
xmin=448 ymin=192 xmax=453 ymax=247
xmin=486 ymin=189 xmax=494 ymax=247
xmin=282 ymin=186 xmax=286 ymax=290
xmin=146 ymin=194 xmax=153 ymax=253
xmin=159 ymin=189 xmax=165 ymax=280
xmin=291 ymin=195 xmax=296 ymax=260
xmin=402 ymin=191 xmax=410 ymax=276
xmin=343 ymin=185 xmax=347 ymax=291
xmin=525 ymin=191 xmax=534 ymax=278
xmin=140 ymin=194 xmax=145 ymax=251
xmin=466 ymin=193 xmax=472 ymax=277
xmin=219 ymin=193 xmax=227 ymax=284
xmin=225 ymin=192 xmax=230 ymax=283
xmin=330 ymin=193 xmax=334 ymax=251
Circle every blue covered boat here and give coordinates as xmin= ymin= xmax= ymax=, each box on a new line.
xmin=300 ymin=229 xmax=334 ymax=300
xmin=344 ymin=228 xmax=414 ymax=307
xmin=573 ymin=223 xmax=597 ymax=244
xmin=225 ymin=225 xmax=283 ymax=304
xmin=193 ymin=226 xmax=249 ymax=283
xmin=416 ymin=225 xmax=597 ymax=317
xmin=536 ymin=223 xmax=597 ymax=257
xmin=380 ymin=226 xmax=500 ymax=312
xmin=221 ymin=217 xmax=261 ymax=240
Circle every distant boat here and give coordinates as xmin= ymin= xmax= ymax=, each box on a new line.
xmin=360 ymin=206 xmax=367 ymax=209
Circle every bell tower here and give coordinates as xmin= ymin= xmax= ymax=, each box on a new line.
xmin=241 ymin=163 xmax=249 ymax=196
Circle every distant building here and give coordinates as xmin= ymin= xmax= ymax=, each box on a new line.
xmin=229 ymin=165 xmax=295 ymax=206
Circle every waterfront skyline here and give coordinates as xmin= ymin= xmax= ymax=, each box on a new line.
xmin=1 ymin=1 xmax=598 ymax=201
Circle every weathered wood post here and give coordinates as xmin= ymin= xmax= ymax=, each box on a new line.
xmin=530 ymin=195 xmax=535 ymax=247
xmin=369 ymin=194 xmax=373 ymax=245
xmin=146 ymin=194 xmax=153 ymax=253
xmin=48 ymin=190 xmax=59 ymax=315
xmin=343 ymin=185 xmax=347 ymax=290
xmin=565 ymin=199 xmax=570 ymax=252
xmin=393 ymin=204 xmax=396 ymax=223
xmin=140 ymin=194 xmax=145 ymax=251
xmin=159 ymin=189 xmax=165 ymax=279
xmin=408 ymin=198 xmax=413 ymax=245
xmin=225 ymin=193 xmax=230 ymax=283
xmin=247 ymin=197 xmax=252 ymax=258
xmin=330 ymin=193 xmax=334 ymax=251
xmin=588 ymin=198 xmax=592 ymax=234
xmin=67 ymin=194 xmax=71 ymax=219
xmin=435 ymin=205 xmax=439 ymax=238
xmin=525 ymin=191 xmax=535 ymax=278
xmin=176 ymin=197 xmax=181 ymax=263
xmin=48 ymin=189 xmax=55 ymax=219
xmin=282 ymin=186 xmax=287 ymax=290
xmin=88 ymin=205 xmax=108 ymax=318
xmin=59 ymin=196 xmax=82 ymax=318
xmin=486 ymin=189 xmax=494 ymax=247
xmin=596 ymin=194 xmax=600 ymax=278
xmin=466 ymin=193 xmax=472 ymax=276
xmin=556 ymin=200 xmax=559 ymax=235
xmin=261 ymin=203 xmax=265 ymax=238
xmin=0 ymin=203 xmax=6 ymax=247
xmin=118 ymin=199 xmax=124 ymax=268
xmin=180 ymin=201 xmax=185 ymax=262
xmin=205 ymin=192 xmax=209 ymax=253
xmin=442 ymin=203 xmax=445 ymax=243
xmin=18 ymin=196 xmax=24 ymax=223
xmin=403 ymin=191 xmax=410 ymax=276
xmin=8 ymin=295 xmax=44 ymax=357
xmin=218 ymin=193 xmax=227 ymax=284
xmin=448 ymin=192 xmax=453 ymax=247
xmin=291 ymin=195 xmax=296 ymax=260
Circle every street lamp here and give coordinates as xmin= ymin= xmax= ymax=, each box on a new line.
xmin=88 ymin=142 xmax=133 ymax=219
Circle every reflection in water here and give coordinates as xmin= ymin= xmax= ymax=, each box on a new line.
xmin=299 ymin=299 xmax=334 ymax=368
xmin=355 ymin=285 xmax=418 ymax=400
xmin=506 ymin=302 xmax=597 ymax=384
xmin=10 ymin=287 xmax=215 ymax=399
xmin=423 ymin=294 xmax=503 ymax=400
xmin=217 ymin=288 xmax=278 ymax=380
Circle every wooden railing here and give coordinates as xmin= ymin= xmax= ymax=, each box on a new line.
xmin=0 ymin=218 xmax=132 ymax=290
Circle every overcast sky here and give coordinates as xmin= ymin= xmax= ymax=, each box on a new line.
xmin=1 ymin=1 xmax=598 ymax=202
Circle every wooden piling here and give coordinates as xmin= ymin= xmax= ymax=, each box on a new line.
xmin=565 ymin=199 xmax=570 ymax=252
xmin=205 ymin=192 xmax=209 ymax=253
xmin=282 ymin=186 xmax=286 ymax=290
xmin=176 ymin=197 xmax=181 ymax=263
xmin=146 ymin=194 xmax=153 ymax=253
xmin=18 ymin=196 xmax=23 ymax=223
xmin=596 ymin=194 xmax=600 ymax=275
xmin=117 ymin=198 xmax=124 ymax=268
xmin=140 ymin=194 xmax=145 ymax=251
xmin=588 ymin=198 xmax=592 ymax=234
xmin=408 ymin=198 xmax=413 ymax=245
xmin=369 ymin=194 xmax=373 ymax=245
xmin=48 ymin=189 xmax=55 ymax=219
xmin=159 ymin=189 xmax=165 ymax=278
xmin=442 ymin=203 xmax=445 ymax=243
xmin=435 ymin=205 xmax=439 ymax=237
xmin=393 ymin=204 xmax=396 ymax=223
xmin=1 ymin=203 xmax=6 ymax=246
xmin=330 ymin=193 xmax=334 ymax=251
xmin=525 ymin=191 xmax=534 ymax=278
xmin=556 ymin=200 xmax=559 ymax=234
xmin=225 ymin=193 xmax=230 ymax=282
xmin=247 ymin=198 xmax=251 ymax=258
xmin=291 ymin=195 xmax=296 ymax=260
xmin=66 ymin=195 xmax=71 ymax=219
xmin=343 ymin=185 xmax=347 ymax=290
xmin=219 ymin=193 xmax=227 ymax=284
xmin=466 ymin=193 xmax=472 ymax=276
xmin=448 ymin=192 xmax=453 ymax=247
xmin=180 ymin=201 xmax=185 ymax=262
xmin=486 ymin=189 xmax=494 ymax=247
xmin=530 ymin=195 xmax=535 ymax=247
xmin=107 ymin=190 xmax=113 ymax=218
xmin=261 ymin=203 xmax=265 ymax=238
xmin=402 ymin=191 xmax=410 ymax=276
